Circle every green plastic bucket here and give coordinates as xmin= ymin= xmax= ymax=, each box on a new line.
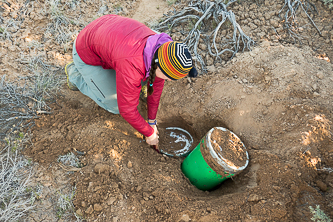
xmin=181 ymin=127 xmax=249 ymax=191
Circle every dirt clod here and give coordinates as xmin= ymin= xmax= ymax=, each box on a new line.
xmin=94 ymin=163 xmax=110 ymax=174
xmin=93 ymin=204 xmax=103 ymax=212
xmin=85 ymin=205 xmax=93 ymax=215
xmin=315 ymin=180 xmax=328 ymax=192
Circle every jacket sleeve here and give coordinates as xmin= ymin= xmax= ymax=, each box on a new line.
xmin=116 ymin=67 xmax=154 ymax=138
xmin=147 ymin=77 xmax=165 ymax=120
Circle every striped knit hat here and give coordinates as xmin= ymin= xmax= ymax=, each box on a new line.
xmin=154 ymin=41 xmax=197 ymax=80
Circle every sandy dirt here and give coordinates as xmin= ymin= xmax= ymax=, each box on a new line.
xmin=1 ymin=0 xmax=333 ymax=221
xmin=209 ymin=127 xmax=247 ymax=168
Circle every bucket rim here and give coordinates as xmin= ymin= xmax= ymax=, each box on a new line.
xmin=206 ymin=127 xmax=249 ymax=172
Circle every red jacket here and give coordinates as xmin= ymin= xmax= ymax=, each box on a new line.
xmin=76 ymin=15 xmax=165 ymax=137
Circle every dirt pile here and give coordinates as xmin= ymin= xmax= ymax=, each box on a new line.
xmin=23 ymin=39 xmax=333 ymax=221
xmin=1 ymin=0 xmax=333 ymax=221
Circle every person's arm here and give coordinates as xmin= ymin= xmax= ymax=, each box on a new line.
xmin=116 ymin=69 xmax=154 ymax=138
xmin=147 ymin=77 xmax=165 ymax=121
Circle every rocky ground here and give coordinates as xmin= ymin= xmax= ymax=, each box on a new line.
xmin=1 ymin=0 xmax=333 ymax=221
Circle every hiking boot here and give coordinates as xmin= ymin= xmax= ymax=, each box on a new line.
xmin=65 ymin=62 xmax=79 ymax=91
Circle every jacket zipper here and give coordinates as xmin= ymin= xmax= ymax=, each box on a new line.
xmin=90 ymin=79 xmax=106 ymax=98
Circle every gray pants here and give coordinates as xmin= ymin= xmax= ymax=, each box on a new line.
xmin=69 ymin=41 xmax=119 ymax=114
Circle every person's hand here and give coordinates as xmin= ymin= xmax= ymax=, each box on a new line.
xmin=146 ymin=125 xmax=159 ymax=145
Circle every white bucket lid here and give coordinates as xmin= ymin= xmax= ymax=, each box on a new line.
xmin=206 ymin=127 xmax=249 ymax=173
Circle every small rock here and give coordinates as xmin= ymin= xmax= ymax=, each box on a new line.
xmin=206 ymin=57 xmax=214 ymax=66
xmin=206 ymin=65 xmax=216 ymax=72
xmin=112 ymin=216 xmax=118 ymax=222
xmin=187 ymin=77 xmax=192 ymax=83
xmin=127 ymin=161 xmax=133 ymax=168
xmin=261 ymin=40 xmax=270 ymax=48
xmin=94 ymin=163 xmax=110 ymax=174
xmin=94 ymin=203 xmax=103 ymax=212
xmin=88 ymin=182 xmax=94 ymax=191
xmin=111 ymin=182 xmax=118 ymax=188
xmin=85 ymin=205 xmax=94 ymax=214
xmin=76 ymin=208 xmax=83 ymax=216
xmin=107 ymin=197 xmax=117 ymax=205
xmin=248 ymin=194 xmax=262 ymax=202
xmin=136 ymin=186 xmax=142 ymax=192
xmin=316 ymin=72 xmax=324 ymax=79
xmin=270 ymin=19 xmax=279 ymax=28
xmin=180 ymin=214 xmax=190 ymax=222
xmin=199 ymin=43 xmax=207 ymax=51
xmin=81 ymin=201 xmax=86 ymax=208
xmin=180 ymin=214 xmax=191 ymax=222
xmin=94 ymin=186 xmax=103 ymax=192
xmin=143 ymin=192 xmax=150 ymax=201
xmin=315 ymin=180 xmax=327 ymax=192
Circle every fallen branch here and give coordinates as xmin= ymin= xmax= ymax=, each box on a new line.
xmin=152 ymin=0 xmax=254 ymax=73
xmin=278 ymin=0 xmax=322 ymax=44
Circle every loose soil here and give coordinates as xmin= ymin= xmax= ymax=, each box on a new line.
xmin=208 ymin=127 xmax=247 ymax=170
xmin=2 ymin=0 xmax=333 ymax=221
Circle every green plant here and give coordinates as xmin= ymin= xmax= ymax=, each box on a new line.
xmin=115 ymin=4 xmax=122 ymax=10
xmin=18 ymin=132 xmax=24 ymax=139
xmin=56 ymin=188 xmax=78 ymax=220
xmin=0 ymin=141 xmax=35 ymax=221
xmin=26 ymin=184 xmax=43 ymax=204
xmin=225 ymin=20 xmax=231 ymax=28
xmin=11 ymin=143 xmax=17 ymax=152
xmin=212 ymin=20 xmax=217 ymax=29
xmin=322 ymin=0 xmax=333 ymax=9
xmin=309 ymin=205 xmax=332 ymax=222
xmin=7 ymin=132 xmax=25 ymax=153
xmin=167 ymin=0 xmax=177 ymax=6
xmin=0 ymin=26 xmax=10 ymax=39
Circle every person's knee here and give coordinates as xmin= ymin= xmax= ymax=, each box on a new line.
xmin=100 ymin=98 xmax=119 ymax=114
